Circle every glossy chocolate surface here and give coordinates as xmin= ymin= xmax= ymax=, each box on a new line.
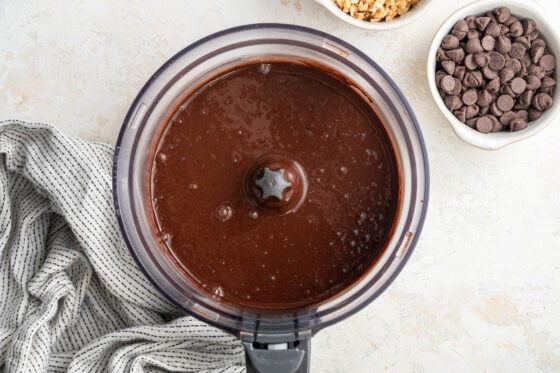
xmin=150 ymin=61 xmax=399 ymax=309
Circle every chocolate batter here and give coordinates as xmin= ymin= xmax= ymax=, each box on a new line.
xmin=150 ymin=61 xmax=399 ymax=310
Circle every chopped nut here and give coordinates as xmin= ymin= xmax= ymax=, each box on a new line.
xmin=334 ymin=0 xmax=421 ymax=23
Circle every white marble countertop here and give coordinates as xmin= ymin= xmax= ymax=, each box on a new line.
xmin=2 ymin=0 xmax=559 ymax=371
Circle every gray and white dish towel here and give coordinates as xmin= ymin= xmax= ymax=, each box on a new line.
xmin=0 ymin=120 xmax=244 ymax=372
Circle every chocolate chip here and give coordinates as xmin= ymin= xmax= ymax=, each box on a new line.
xmin=463 ymin=71 xmax=483 ymax=88
xmin=440 ymin=75 xmax=456 ymax=94
xmin=446 ymin=48 xmax=465 ymax=62
xmin=488 ymin=115 xmax=503 ymax=132
xmin=437 ymin=47 xmax=450 ymax=62
xmin=525 ymin=74 xmax=542 ymax=90
xmin=528 ymin=64 xmax=546 ymax=79
xmin=467 ymin=30 xmax=481 ymax=40
xmin=441 ymin=60 xmax=456 ymax=75
xmin=538 ymin=86 xmax=554 ymax=95
xmin=490 ymin=102 xmax=504 ymax=117
xmin=495 ymin=7 xmax=511 ymax=23
xmin=510 ymin=118 xmax=528 ymax=131
xmin=476 ymin=116 xmax=493 ymax=133
xmin=486 ymin=77 xmax=501 ymax=93
xmin=475 ymin=16 xmax=491 ymax=32
xmin=454 ymin=66 xmax=466 ymax=80
xmin=453 ymin=107 xmax=467 ymax=122
xmin=522 ymin=19 xmax=536 ymax=35
xmin=462 ymin=89 xmax=478 ymax=105
xmin=485 ymin=22 xmax=501 ymax=38
xmin=466 ymin=38 xmax=484 ymax=54
xmin=465 ymin=15 xmax=477 ymax=30
xmin=500 ymin=25 xmax=510 ymax=36
xmin=445 ymin=95 xmax=463 ymax=111
xmin=509 ymin=42 xmax=526 ymax=59
xmin=521 ymin=53 xmax=531 ymax=72
xmin=465 ymin=54 xmax=477 ymax=70
xmin=515 ymin=110 xmax=529 ymax=121
xmin=480 ymin=105 xmax=490 ymax=115
xmin=497 ymin=94 xmax=514 ymax=111
xmin=465 ymin=105 xmax=480 ymax=119
xmin=495 ymin=35 xmax=512 ymax=54
xmin=532 ymin=92 xmax=553 ymax=110
xmin=499 ymin=68 xmax=515 ymax=83
xmin=508 ymin=21 xmax=523 ymax=37
xmin=442 ymin=34 xmax=460 ymax=50
xmin=488 ymin=51 xmax=506 ymax=70
xmin=474 ymin=52 xmax=490 ymax=67
xmin=517 ymin=90 xmax=534 ymax=109
xmin=486 ymin=11 xmax=498 ymax=21
xmin=510 ymin=77 xmax=527 ymax=94
xmin=541 ymin=75 xmax=556 ymax=90
xmin=482 ymin=66 xmax=498 ymax=80
xmin=530 ymin=46 xmax=545 ymax=64
xmin=539 ymin=54 xmax=556 ymax=71
xmin=465 ymin=117 xmax=478 ymax=128
xmin=504 ymin=15 xmax=519 ymax=27
xmin=504 ymin=58 xmax=522 ymax=75
xmin=501 ymin=84 xmax=516 ymax=97
xmin=528 ymin=108 xmax=542 ymax=121
xmin=477 ymin=89 xmax=494 ymax=107
xmin=520 ymin=60 xmax=528 ymax=77
xmin=452 ymin=19 xmax=469 ymax=40
xmin=480 ymin=36 xmax=495 ymax=52
xmin=532 ymin=39 xmax=545 ymax=49
xmin=500 ymin=111 xmax=517 ymax=125
xmin=523 ymin=52 xmax=533 ymax=65
xmin=451 ymin=78 xmax=463 ymax=95
xmin=514 ymin=36 xmax=532 ymax=49
xmin=528 ymin=30 xmax=539 ymax=41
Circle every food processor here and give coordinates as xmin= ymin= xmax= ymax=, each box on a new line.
xmin=113 ymin=24 xmax=429 ymax=373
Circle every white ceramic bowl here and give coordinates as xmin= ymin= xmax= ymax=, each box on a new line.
xmin=427 ymin=0 xmax=560 ymax=150
xmin=314 ymin=0 xmax=432 ymax=31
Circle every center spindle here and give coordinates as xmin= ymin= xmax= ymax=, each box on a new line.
xmin=243 ymin=154 xmax=308 ymax=215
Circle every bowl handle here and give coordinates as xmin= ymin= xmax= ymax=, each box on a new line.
xmin=243 ymin=338 xmax=311 ymax=373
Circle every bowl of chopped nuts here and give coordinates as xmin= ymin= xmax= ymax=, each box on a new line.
xmin=427 ymin=0 xmax=559 ymax=150
xmin=315 ymin=0 xmax=431 ymax=30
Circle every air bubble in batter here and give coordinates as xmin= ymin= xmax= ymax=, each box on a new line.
xmin=215 ymin=203 xmax=233 ymax=222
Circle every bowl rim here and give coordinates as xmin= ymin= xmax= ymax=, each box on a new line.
xmin=426 ymin=0 xmax=560 ymax=150
xmin=314 ymin=0 xmax=432 ymax=31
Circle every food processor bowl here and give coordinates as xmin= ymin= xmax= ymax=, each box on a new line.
xmin=113 ymin=24 xmax=429 ymax=373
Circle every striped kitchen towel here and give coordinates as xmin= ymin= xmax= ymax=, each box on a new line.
xmin=0 ymin=120 xmax=244 ymax=372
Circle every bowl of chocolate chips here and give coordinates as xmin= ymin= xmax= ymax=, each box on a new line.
xmin=427 ymin=0 xmax=559 ymax=150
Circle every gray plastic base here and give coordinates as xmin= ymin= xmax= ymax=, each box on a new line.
xmin=243 ymin=339 xmax=311 ymax=373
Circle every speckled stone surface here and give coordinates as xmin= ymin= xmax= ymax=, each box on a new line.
xmin=1 ymin=0 xmax=560 ymax=371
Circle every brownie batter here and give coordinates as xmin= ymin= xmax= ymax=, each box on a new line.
xmin=150 ymin=61 xmax=400 ymax=310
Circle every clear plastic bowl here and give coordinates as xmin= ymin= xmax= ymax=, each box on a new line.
xmin=113 ymin=23 xmax=429 ymax=370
